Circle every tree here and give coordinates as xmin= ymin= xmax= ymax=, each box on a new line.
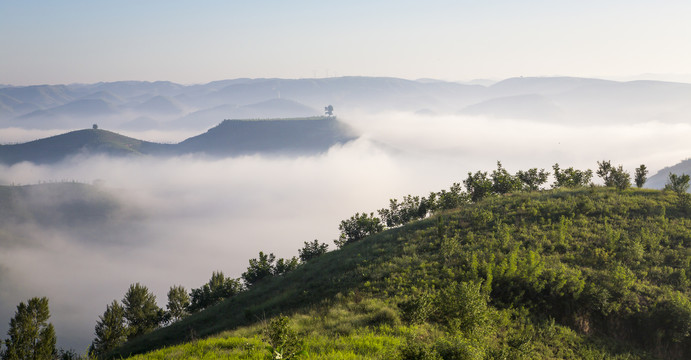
xmin=166 ymin=285 xmax=190 ymax=322
xmin=464 ymin=171 xmax=493 ymax=202
xmin=378 ymin=194 xmax=432 ymax=228
xmin=122 ymin=283 xmax=163 ymax=340
xmin=188 ymin=272 xmax=242 ymax=313
xmin=664 ymin=173 xmax=690 ymax=196
xmin=596 ymin=160 xmax=614 ymax=185
xmin=597 ymin=160 xmax=631 ymax=190
xmin=610 ymin=165 xmax=631 ymax=190
xmin=2 ymin=297 xmax=56 ymax=360
xmin=434 ymin=281 xmax=489 ymax=335
xmin=665 ymin=173 xmax=691 ymax=211
xmin=298 ymin=240 xmax=329 ymax=262
xmin=274 ymin=257 xmax=299 ymax=276
xmin=335 ymin=212 xmax=384 ymax=248
xmin=324 ymin=105 xmax=334 ymax=116
xmin=491 ymin=161 xmax=522 ymax=195
xmin=552 ymin=163 xmax=593 ymax=188
xmin=263 ymin=316 xmax=304 ymax=360
xmin=432 ymin=183 xmax=468 ymax=211
xmin=242 ymin=252 xmax=277 ymax=286
xmin=516 ymin=168 xmax=550 ymax=191
xmin=91 ymin=300 xmax=127 ymax=357
xmin=634 ymin=164 xmax=648 ymax=188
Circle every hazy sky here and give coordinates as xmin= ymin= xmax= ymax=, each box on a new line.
xmin=3 ymin=0 xmax=691 ymax=85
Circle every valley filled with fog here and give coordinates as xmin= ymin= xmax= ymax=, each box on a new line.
xmin=2 ymin=77 xmax=691 ymax=350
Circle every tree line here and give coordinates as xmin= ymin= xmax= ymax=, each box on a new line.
xmin=336 ymin=161 xmax=689 ymax=247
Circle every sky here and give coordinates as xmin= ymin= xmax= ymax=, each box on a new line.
xmin=3 ymin=0 xmax=691 ymax=85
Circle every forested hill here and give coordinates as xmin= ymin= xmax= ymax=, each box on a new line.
xmin=111 ymin=186 xmax=691 ymax=359
xmin=0 ymin=116 xmax=356 ymax=164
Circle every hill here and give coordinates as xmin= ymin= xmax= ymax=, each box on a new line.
xmin=647 ymin=158 xmax=691 ymax=189
xmin=0 ymin=128 xmax=171 ymax=164
xmin=109 ymin=187 xmax=691 ymax=359
xmin=177 ymin=116 xmax=356 ymax=156
xmin=0 ymin=116 xmax=357 ymax=164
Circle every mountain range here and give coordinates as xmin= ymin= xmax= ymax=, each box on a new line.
xmin=4 ymin=76 xmax=691 ymax=132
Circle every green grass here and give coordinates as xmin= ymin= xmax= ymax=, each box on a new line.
xmin=112 ymin=187 xmax=691 ymax=359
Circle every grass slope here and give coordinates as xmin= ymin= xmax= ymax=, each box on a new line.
xmin=177 ymin=116 xmax=356 ymax=156
xmin=111 ymin=187 xmax=691 ymax=359
xmin=0 ymin=129 xmax=169 ymax=164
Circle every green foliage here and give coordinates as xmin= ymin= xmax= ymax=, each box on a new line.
xmin=263 ymin=316 xmax=304 ymax=360
xmin=430 ymin=183 xmax=468 ymax=212
xmin=122 ymin=283 xmax=164 ymax=340
xmin=2 ymin=297 xmax=56 ymax=360
xmin=464 ymin=171 xmax=493 ymax=202
xmin=189 ymin=272 xmax=242 ymax=313
xmin=242 ymin=252 xmax=299 ymax=287
xmin=298 ymin=240 xmax=329 ymax=263
xmin=597 ymin=160 xmax=631 ymax=190
xmin=491 ymin=161 xmax=522 ymax=195
xmin=434 ymin=281 xmax=489 ymax=335
xmin=649 ymin=290 xmax=691 ymax=345
xmin=665 ymin=173 xmax=690 ymax=195
xmin=552 ymin=163 xmax=593 ymax=188
xmin=665 ymin=173 xmax=691 ymax=212
xmin=399 ymin=292 xmax=435 ymax=325
xmin=166 ymin=285 xmax=190 ymax=322
xmin=274 ymin=257 xmax=299 ymax=276
xmin=92 ymin=300 xmax=127 ymax=357
xmin=243 ymin=252 xmax=277 ymax=286
xmin=336 ymin=212 xmax=384 ymax=248
xmin=379 ymin=195 xmax=432 ymax=228
xmin=635 ymin=164 xmax=648 ymax=188
xmin=112 ymin=184 xmax=691 ymax=360
xmin=516 ymin=168 xmax=550 ymax=191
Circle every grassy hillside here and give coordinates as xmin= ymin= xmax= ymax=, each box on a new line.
xmin=0 ymin=129 xmax=170 ymax=164
xmin=177 ymin=116 xmax=356 ymax=156
xmin=109 ymin=187 xmax=691 ymax=359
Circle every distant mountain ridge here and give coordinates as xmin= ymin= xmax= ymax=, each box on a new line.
xmin=647 ymin=158 xmax=691 ymax=190
xmin=4 ymin=76 xmax=691 ymax=132
xmin=0 ymin=116 xmax=357 ymax=164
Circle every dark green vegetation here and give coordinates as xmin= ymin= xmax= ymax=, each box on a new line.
xmin=1 ymin=297 xmax=56 ymax=360
xmin=0 ymin=129 xmax=171 ymax=164
xmin=103 ymin=168 xmax=690 ymax=359
xmin=0 ymin=116 xmax=357 ymax=165
xmin=178 ymin=117 xmax=356 ymax=156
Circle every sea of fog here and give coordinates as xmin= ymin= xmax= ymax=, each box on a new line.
xmin=1 ymin=112 xmax=690 ymax=350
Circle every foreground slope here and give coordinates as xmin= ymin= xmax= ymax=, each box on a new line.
xmin=111 ymin=187 xmax=690 ymax=359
